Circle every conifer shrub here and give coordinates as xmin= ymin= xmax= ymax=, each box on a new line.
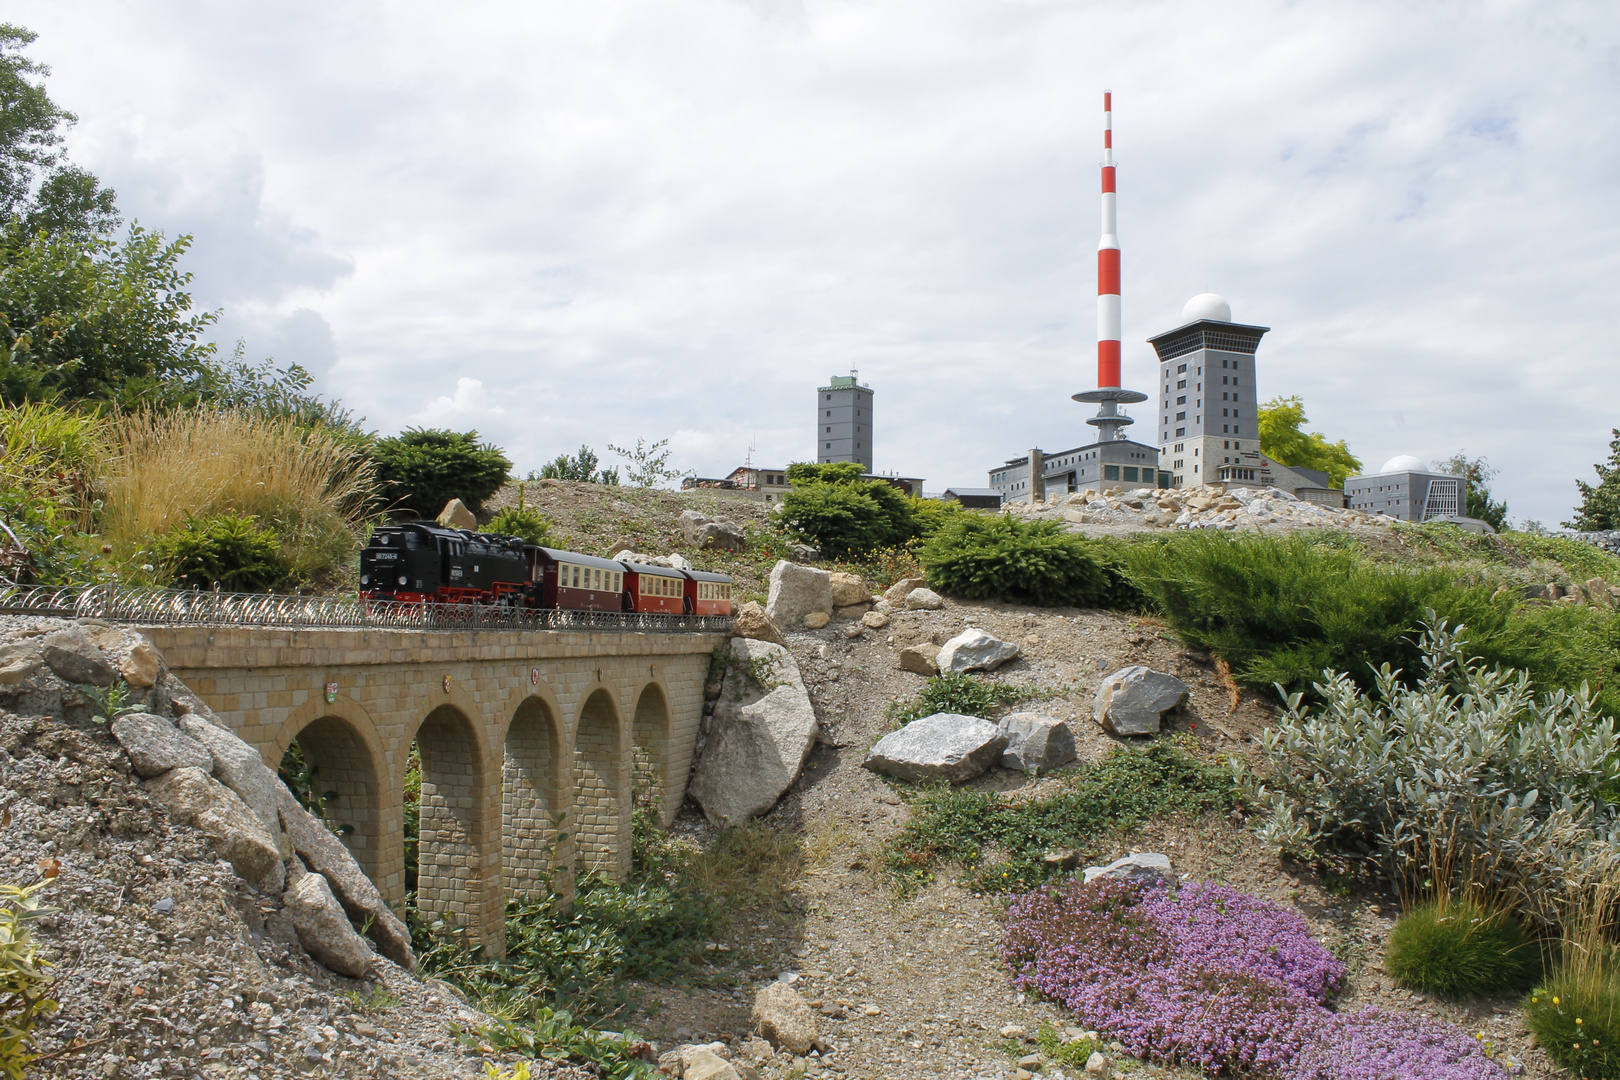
xmin=776 ymin=463 xmax=917 ymax=560
xmin=918 ymin=515 xmax=1128 ymax=607
xmin=372 ymin=427 xmax=511 ymax=516
xmin=487 ymin=496 xmax=553 ymax=546
xmin=1384 ymin=897 xmax=1539 ymax=998
xmin=151 ymin=512 xmax=289 ymax=592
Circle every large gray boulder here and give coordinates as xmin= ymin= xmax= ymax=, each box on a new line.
xmin=997 ymin=713 xmax=1077 ymax=774
xmin=1093 ymin=666 xmax=1189 ymax=736
xmin=111 ymin=713 xmax=215 ymax=778
xmin=864 ymin=713 xmax=1007 ymax=784
xmin=143 ymin=766 xmax=285 ymax=891
xmin=275 ymin=783 xmax=415 ymax=970
xmin=678 ymin=510 xmax=746 ymax=552
xmin=284 ymin=871 xmax=375 ymax=978
xmin=688 ymin=639 xmax=818 ymax=826
xmin=765 ymin=561 xmax=832 ymax=627
xmin=937 ymin=628 xmax=1020 ymax=673
xmin=178 ymin=712 xmax=288 ymax=853
xmin=41 ymin=627 xmax=117 ymax=686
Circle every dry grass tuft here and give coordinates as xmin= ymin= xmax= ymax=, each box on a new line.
xmin=98 ymin=408 xmax=378 ymax=588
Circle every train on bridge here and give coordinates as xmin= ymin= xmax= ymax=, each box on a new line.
xmin=358 ymin=522 xmax=734 ymax=617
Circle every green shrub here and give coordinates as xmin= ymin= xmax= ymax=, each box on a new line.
xmin=373 ymin=428 xmax=511 ymax=516
xmin=0 ymin=880 xmax=57 ymax=1080
xmin=151 ymin=512 xmax=289 ymax=592
xmin=487 ymin=498 xmax=553 ymax=547
xmin=918 ymin=515 xmax=1121 ymax=606
xmin=887 ymin=672 xmax=1033 ymax=727
xmin=1123 ymin=532 xmax=1503 ymax=694
xmin=776 ymin=464 xmax=917 ymax=560
xmin=534 ymin=445 xmax=618 ymax=485
xmin=1384 ymin=897 xmax=1538 ymax=998
xmin=1251 ymin=618 xmax=1620 ymax=926
xmin=1527 ymin=967 xmax=1620 ymax=1078
xmin=885 ymin=738 xmax=1231 ymax=894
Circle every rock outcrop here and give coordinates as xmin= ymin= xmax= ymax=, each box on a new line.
xmin=435 ymin=498 xmax=477 ymax=530
xmin=680 ymin=509 xmax=747 ymax=552
xmin=864 ymin=713 xmax=1007 ymax=784
xmin=689 ymin=639 xmax=818 ymax=826
xmin=732 ymin=601 xmax=787 ymax=646
xmin=997 ymin=713 xmax=1077 ymax=774
xmin=110 ymin=712 xmax=215 ymax=778
xmin=1093 ymin=666 xmax=1190 ymax=735
xmin=283 ymin=871 xmax=376 ymax=978
xmin=143 ymin=766 xmax=286 ymax=891
xmin=765 ymin=561 xmax=833 ymax=627
xmin=937 ymin=628 xmax=1020 ymax=674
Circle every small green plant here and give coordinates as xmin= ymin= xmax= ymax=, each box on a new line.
xmin=0 ymin=880 xmax=58 ymax=1080
xmin=1035 ymin=1021 xmax=1102 ymax=1067
xmin=79 ymin=680 xmax=144 ymax=724
xmin=341 ymin=985 xmax=399 ymax=1013
xmin=151 ymin=512 xmax=289 ymax=592
xmin=885 ymin=738 xmax=1232 ymax=894
xmin=372 ymin=427 xmax=512 ymax=515
xmin=1527 ymin=970 xmax=1620 ymax=1078
xmin=467 ymin=1011 xmax=655 ymax=1080
xmin=608 ymin=438 xmax=683 ymax=489
xmin=1384 ymin=896 xmax=1539 ymax=998
xmin=886 ymin=671 xmax=1033 ymax=728
xmin=919 ymin=514 xmax=1130 ymax=607
xmin=487 ymin=486 xmax=553 ymax=546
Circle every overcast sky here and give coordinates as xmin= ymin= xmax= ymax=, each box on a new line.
xmin=12 ymin=1 xmax=1620 ymax=523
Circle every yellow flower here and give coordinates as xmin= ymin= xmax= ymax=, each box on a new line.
xmin=1578 ymin=1018 xmax=1584 ymax=1025
xmin=1555 ymin=996 xmax=1562 ymax=1005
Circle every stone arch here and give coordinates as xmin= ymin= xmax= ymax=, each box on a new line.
xmin=631 ymin=681 xmax=676 ymax=826
xmin=277 ymin=711 xmax=389 ymax=893
xmin=502 ymin=695 xmax=568 ymax=900
xmin=573 ymin=687 xmax=629 ymax=880
xmin=410 ymin=703 xmax=503 ymax=953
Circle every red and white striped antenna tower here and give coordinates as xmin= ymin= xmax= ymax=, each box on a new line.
xmin=1098 ymin=90 xmax=1120 ymax=389
xmin=1073 ymin=90 xmax=1145 ymax=437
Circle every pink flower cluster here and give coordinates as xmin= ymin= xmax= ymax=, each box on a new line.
xmin=1002 ymin=878 xmax=1507 ymax=1079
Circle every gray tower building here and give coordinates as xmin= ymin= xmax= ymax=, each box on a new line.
xmin=1147 ymin=294 xmax=1269 ymax=488
xmin=816 ymin=372 xmax=874 ymax=470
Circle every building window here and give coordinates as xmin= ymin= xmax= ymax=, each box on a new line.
xmin=1177 ymin=379 xmax=1187 ymax=389
xmin=1176 ymin=395 xmax=1186 ymax=405
xmin=1175 ymin=411 xmax=1186 ymax=421
xmin=1177 ymin=364 xmax=1187 ymax=373
xmin=1175 ymin=427 xmax=1185 ymax=437
xmin=1104 ymin=465 xmax=1120 ymax=480
xmin=1224 ymin=425 xmax=1229 ymax=433
xmin=1123 ymin=467 xmax=1138 ymax=482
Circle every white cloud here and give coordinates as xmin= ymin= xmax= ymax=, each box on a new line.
xmin=10 ymin=0 xmax=1620 ymax=522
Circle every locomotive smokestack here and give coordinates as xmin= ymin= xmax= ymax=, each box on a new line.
xmin=1097 ymin=90 xmax=1121 ymax=390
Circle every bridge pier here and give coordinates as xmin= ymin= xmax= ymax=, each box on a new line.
xmin=147 ymin=625 xmax=723 ymax=960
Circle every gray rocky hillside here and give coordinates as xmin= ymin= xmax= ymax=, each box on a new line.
xmin=0 ymin=616 xmax=587 ymax=1080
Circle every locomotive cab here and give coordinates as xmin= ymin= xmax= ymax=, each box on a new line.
xmin=360 ymin=522 xmax=528 ymax=604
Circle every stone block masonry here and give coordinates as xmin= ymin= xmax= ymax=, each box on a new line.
xmin=142 ymin=625 xmax=725 ymax=958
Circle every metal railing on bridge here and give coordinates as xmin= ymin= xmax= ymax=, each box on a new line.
xmin=0 ymin=584 xmax=734 ymax=635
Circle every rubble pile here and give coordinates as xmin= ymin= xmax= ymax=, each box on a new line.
xmin=1004 ymin=483 xmax=1391 ymax=533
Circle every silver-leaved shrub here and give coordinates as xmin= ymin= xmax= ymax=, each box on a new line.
xmin=1248 ymin=616 xmax=1620 ymax=924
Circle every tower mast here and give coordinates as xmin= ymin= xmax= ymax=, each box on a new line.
xmin=1098 ymin=90 xmax=1120 ymax=389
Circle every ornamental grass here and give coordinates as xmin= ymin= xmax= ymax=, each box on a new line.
xmin=1385 ymin=896 xmax=1540 ymax=999
xmin=1003 ymin=877 xmax=1509 ymax=1079
xmin=1526 ymin=876 xmax=1620 ymax=1079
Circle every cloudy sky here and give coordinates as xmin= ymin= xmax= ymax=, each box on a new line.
xmin=12 ymin=1 xmax=1620 ymax=523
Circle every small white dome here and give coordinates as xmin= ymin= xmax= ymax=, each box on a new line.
xmin=1183 ymin=293 xmax=1232 ymax=323
xmin=1380 ymin=454 xmax=1426 ymax=474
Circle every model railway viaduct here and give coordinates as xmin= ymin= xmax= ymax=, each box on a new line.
xmin=140 ymin=622 xmax=728 ymax=957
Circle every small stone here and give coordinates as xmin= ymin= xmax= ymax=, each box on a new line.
xmin=1019 ymin=1054 xmax=1043 ymax=1069
xmin=999 ymin=1025 xmax=1026 ymax=1038
xmin=897 ymin=644 xmax=940 ymax=676
xmin=841 ymin=625 xmax=864 ymax=640
xmin=111 ymin=713 xmax=215 ymax=778
xmin=435 ymin=498 xmax=477 ymax=530
xmin=284 ymin=872 xmax=375 ymax=977
xmin=0 ymin=642 xmax=43 ymax=686
xmin=1082 ymin=852 xmax=1173 ymax=885
xmin=828 ymin=572 xmax=871 ymax=608
xmin=1093 ymin=666 xmax=1189 ymax=736
xmin=752 ymin=982 xmax=821 ymax=1055
xmin=902 ymin=587 xmax=944 ymax=611
xmin=861 ymin=610 xmax=889 ymax=629
xmin=882 ymin=577 xmax=926 ymax=603
xmin=1085 ymin=1051 xmax=1111 ymax=1077
xmin=864 ymin=713 xmax=1007 ymax=784
xmin=153 ymin=897 xmax=175 ymax=914
xmin=996 ymin=713 xmax=1077 ymax=774
xmin=119 ymin=638 xmax=163 ymax=688
xmin=862 ymin=1005 xmax=881 ymax=1016
xmin=936 ymin=628 xmax=1020 ymax=673
xmin=802 ymin=611 xmax=830 ymax=630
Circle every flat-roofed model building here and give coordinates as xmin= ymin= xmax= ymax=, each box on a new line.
xmin=1148 ymin=293 xmax=1269 ymax=489
xmin=1344 ymin=455 xmax=1466 ymax=522
xmin=816 ymin=372 xmax=874 ymax=470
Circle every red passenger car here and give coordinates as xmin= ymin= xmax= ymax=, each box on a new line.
xmin=625 ymin=563 xmax=688 ymax=615
xmin=684 ymin=569 xmax=733 ymax=617
xmin=528 ymin=548 xmax=626 ymax=612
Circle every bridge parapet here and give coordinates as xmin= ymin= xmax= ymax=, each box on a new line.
xmin=141 ymin=624 xmax=726 ymax=957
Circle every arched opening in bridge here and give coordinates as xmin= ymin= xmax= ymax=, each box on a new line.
xmin=276 ymin=716 xmax=384 ymax=885
xmin=573 ymin=689 xmax=627 ymax=880
xmin=631 ymin=683 xmax=671 ymax=820
xmin=411 ymin=705 xmax=489 ymax=926
xmin=503 ymin=697 xmax=565 ymax=899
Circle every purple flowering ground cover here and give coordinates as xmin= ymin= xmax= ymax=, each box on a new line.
xmin=1002 ymin=878 xmax=1509 ymax=1079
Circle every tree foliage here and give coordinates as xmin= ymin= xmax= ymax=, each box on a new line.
xmin=0 ymin=24 xmax=120 ymax=238
xmin=1257 ymin=395 xmax=1362 ymax=489
xmin=1565 ymin=429 xmax=1620 ymax=532
xmin=0 ymin=224 xmax=216 ymax=406
xmin=534 ymin=445 xmax=619 ymax=485
xmin=372 ymin=428 xmax=511 ymax=517
xmin=608 ymin=437 xmax=682 ymax=488
xmin=1434 ymin=452 xmax=1509 ymax=531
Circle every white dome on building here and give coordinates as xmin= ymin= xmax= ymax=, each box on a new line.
xmin=1183 ymin=293 xmax=1232 ymax=323
xmin=1380 ymin=454 xmax=1427 ymax=474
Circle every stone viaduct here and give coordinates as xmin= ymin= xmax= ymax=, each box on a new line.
xmin=141 ymin=623 xmax=727 ymax=958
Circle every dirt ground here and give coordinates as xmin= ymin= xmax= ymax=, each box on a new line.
xmin=628 ymin=597 xmax=1560 ymax=1080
